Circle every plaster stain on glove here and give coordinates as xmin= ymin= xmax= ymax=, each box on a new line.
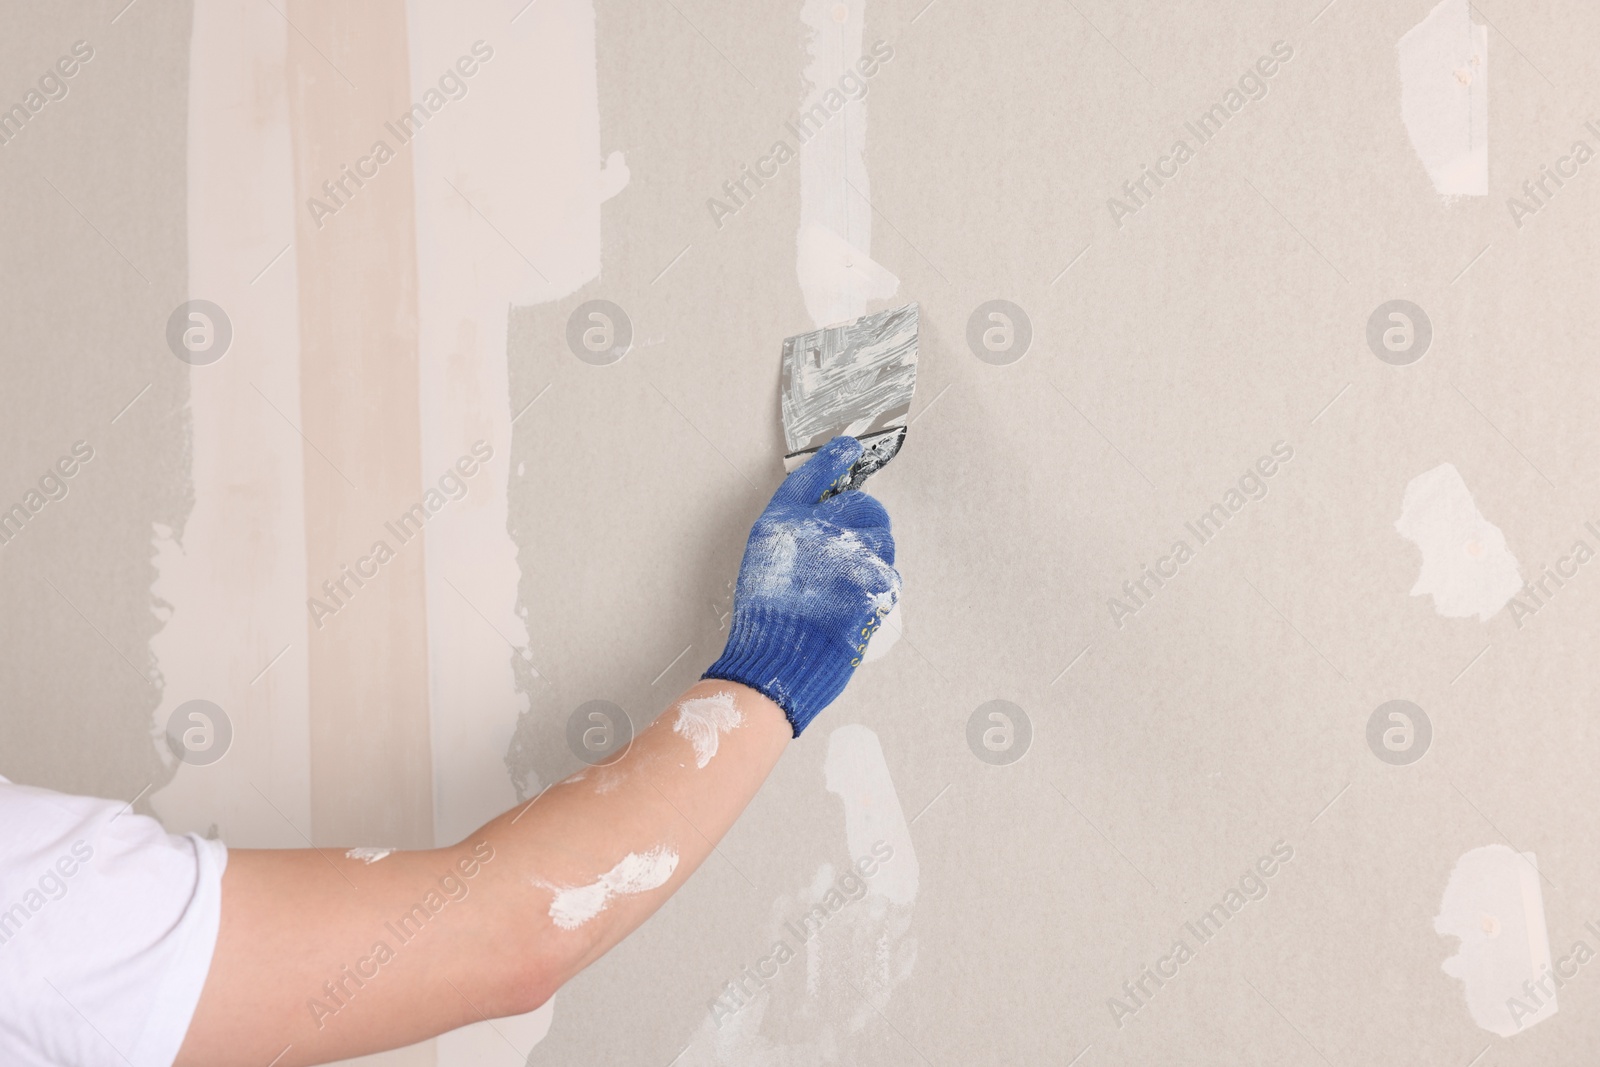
xmin=674 ymin=690 xmax=744 ymax=769
xmin=703 ymin=435 xmax=901 ymax=735
xmin=743 ymin=519 xmax=898 ymax=608
xmin=739 ymin=522 xmax=803 ymax=599
xmin=541 ymin=845 xmax=680 ymax=930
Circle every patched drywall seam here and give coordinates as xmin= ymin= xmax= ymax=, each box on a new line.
xmin=286 ymin=0 xmax=435 ymax=857
xmin=796 ymin=0 xmax=900 ymax=331
xmin=410 ymin=0 xmax=616 ymax=1060
xmin=799 ymin=0 xmax=903 ymax=664
xmin=464 ymin=0 xmax=615 ymax=813
xmin=678 ymin=723 xmax=919 ymax=1063
xmin=403 ymin=0 xmax=539 ymax=852
xmin=149 ymin=0 xmax=312 ymax=846
xmin=1398 ymin=0 xmax=1488 ymax=197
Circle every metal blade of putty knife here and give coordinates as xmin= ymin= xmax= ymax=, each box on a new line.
xmin=779 ymin=302 xmax=919 ymax=498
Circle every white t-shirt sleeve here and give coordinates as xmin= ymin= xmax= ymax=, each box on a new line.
xmin=0 ymin=775 xmax=228 ymax=1067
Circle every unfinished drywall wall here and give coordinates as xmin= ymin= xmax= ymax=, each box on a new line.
xmin=6 ymin=0 xmax=1600 ymax=1064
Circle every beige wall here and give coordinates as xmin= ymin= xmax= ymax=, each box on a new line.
xmin=5 ymin=0 xmax=1600 ymax=1064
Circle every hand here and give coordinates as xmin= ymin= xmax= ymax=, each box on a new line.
xmin=703 ymin=436 xmax=901 ymax=736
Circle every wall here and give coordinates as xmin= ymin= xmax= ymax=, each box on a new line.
xmin=3 ymin=0 xmax=1600 ymax=1064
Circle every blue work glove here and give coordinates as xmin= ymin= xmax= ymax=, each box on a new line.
xmin=704 ymin=436 xmax=901 ymax=736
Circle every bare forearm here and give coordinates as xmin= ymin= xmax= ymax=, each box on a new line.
xmin=179 ymin=681 xmax=789 ymax=1066
xmin=474 ymin=680 xmax=790 ymax=988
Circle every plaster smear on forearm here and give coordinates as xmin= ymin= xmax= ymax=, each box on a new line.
xmin=674 ymin=690 xmax=744 ymax=769
xmin=345 ymin=847 xmax=394 ymax=864
xmin=541 ymin=845 xmax=680 ymax=930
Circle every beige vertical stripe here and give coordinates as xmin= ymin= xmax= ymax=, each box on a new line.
xmin=286 ymin=3 xmax=434 ymax=854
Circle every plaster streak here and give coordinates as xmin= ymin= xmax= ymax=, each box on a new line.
xmin=289 ymin=0 xmax=436 ymax=855
xmin=543 ymin=846 xmax=679 ymax=930
xmin=796 ymin=1 xmax=904 ymax=667
xmin=797 ymin=0 xmax=900 ymax=329
xmin=149 ymin=0 xmax=311 ymax=846
xmin=406 ymin=1 xmax=529 ymax=852
xmin=1399 ymin=0 xmax=1488 ymax=197
xmin=824 ymin=723 xmax=918 ymax=904
xmin=674 ymin=690 xmax=744 ymax=768
xmin=1395 ymin=463 xmax=1521 ymax=621
xmin=407 ymin=1 xmax=614 ymax=1058
xmin=1436 ymin=844 xmax=1555 ymax=1035
xmin=345 ymin=847 xmax=394 ymax=864
xmin=678 ymin=723 xmax=919 ymax=1063
xmin=406 ymin=0 xmax=616 ymax=847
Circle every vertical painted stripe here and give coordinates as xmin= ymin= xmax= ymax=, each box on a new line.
xmin=796 ymin=0 xmax=899 ymax=329
xmin=150 ymin=0 xmax=311 ymax=846
xmin=285 ymin=1 xmax=434 ymax=851
xmin=405 ymin=2 xmax=613 ymax=1059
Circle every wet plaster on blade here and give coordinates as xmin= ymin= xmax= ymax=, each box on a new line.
xmin=1395 ymin=463 xmax=1521 ymax=621
xmin=149 ymin=0 xmax=313 ymax=846
xmin=780 ymin=304 xmax=918 ymax=464
xmin=1398 ymin=0 xmax=1488 ymax=197
xmin=1436 ymin=844 xmax=1556 ymax=1035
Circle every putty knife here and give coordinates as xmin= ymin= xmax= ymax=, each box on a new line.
xmin=779 ymin=302 xmax=918 ymax=497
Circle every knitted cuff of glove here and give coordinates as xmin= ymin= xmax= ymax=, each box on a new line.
xmin=702 ymin=607 xmax=857 ymax=738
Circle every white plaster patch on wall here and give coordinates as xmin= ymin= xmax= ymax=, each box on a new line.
xmin=598 ymin=148 xmax=631 ymax=203
xmin=674 ymin=690 xmax=744 ymax=769
xmin=797 ymin=222 xmax=899 ymax=328
xmin=1395 ymin=463 xmax=1521 ymax=621
xmin=797 ymin=0 xmax=905 ymax=668
xmin=862 ymin=601 xmax=901 ymax=661
xmin=1435 ymin=844 xmax=1556 ymax=1036
xmin=1398 ymin=0 xmax=1488 ymax=197
xmin=344 ymin=847 xmax=394 ymax=864
xmin=407 ymin=1 xmax=533 ymax=854
xmin=797 ymin=0 xmax=900 ymax=330
xmin=407 ymin=3 xmax=615 ymax=1060
xmin=823 ymin=723 xmax=918 ymax=904
xmin=149 ymin=0 xmax=312 ymax=847
xmin=541 ymin=845 xmax=680 ymax=930
xmin=677 ymin=723 xmax=919 ymax=1064
xmin=407 ymin=0 xmax=619 ymax=847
